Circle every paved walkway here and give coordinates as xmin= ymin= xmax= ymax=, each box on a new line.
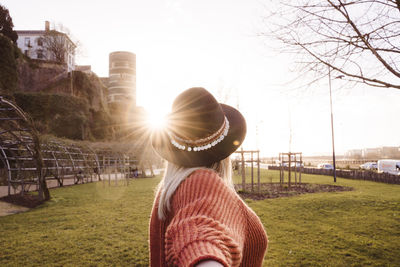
xmin=0 ymin=169 xmax=164 ymax=198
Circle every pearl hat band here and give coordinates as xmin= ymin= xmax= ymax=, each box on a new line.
xmin=169 ymin=117 xmax=230 ymax=152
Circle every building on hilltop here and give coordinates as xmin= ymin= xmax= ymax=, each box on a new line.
xmin=16 ymin=21 xmax=76 ymax=72
xmin=102 ymin=51 xmax=137 ymax=109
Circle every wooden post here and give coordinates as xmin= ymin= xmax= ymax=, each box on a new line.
xmin=257 ymin=151 xmax=260 ymax=193
xmin=126 ymin=157 xmax=130 ymax=186
xmin=241 ymin=149 xmax=245 ymax=191
xmin=288 ymin=153 xmax=291 ymax=189
xmin=300 ymin=153 xmax=302 ymax=184
xmin=102 ymin=156 xmax=105 ymax=187
xmin=126 ymin=157 xmax=130 ymax=185
xmin=123 ymin=156 xmax=126 ymax=186
xmin=294 ymin=153 xmax=297 ymax=186
xmin=115 ymin=158 xmax=118 ymax=186
xmin=282 ymin=153 xmax=285 ymax=185
xmin=251 ymin=151 xmax=254 ymax=192
xmin=108 ymin=157 xmax=111 ymax=186
xmin=279 ymin=153 xmax=283 ymax=185
xmin=279 ymin=153 xmax=281 ymax=184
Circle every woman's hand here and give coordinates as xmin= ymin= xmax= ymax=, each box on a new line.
xmin=196 ymin=260 xmax=224 ymax=267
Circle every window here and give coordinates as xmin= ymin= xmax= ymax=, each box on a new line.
xmin=112 ymin=61 xmax=129 ymax=68
xmin=37 ymin=37 xmax=43 ymax=46
xmin=37 ymin=50 xmax=44 ymax=59
xmin=24 ymin=37 xmax=31 ymax=47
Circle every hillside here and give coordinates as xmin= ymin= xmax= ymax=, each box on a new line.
xmin=13 ymin=57 xmax=113 ymax=140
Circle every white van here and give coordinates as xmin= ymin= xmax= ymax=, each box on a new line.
xmin=377 ymin=159 xmax=400 ymax=175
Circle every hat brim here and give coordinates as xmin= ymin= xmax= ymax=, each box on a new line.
xmin=151 ymin=104 xmax=246 ymax=167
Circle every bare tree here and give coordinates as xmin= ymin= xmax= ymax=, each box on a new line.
xmin=42 ymin=23 xmax=76 ymax=64
xmin=261 ymin=0 xmax=400 ymax=89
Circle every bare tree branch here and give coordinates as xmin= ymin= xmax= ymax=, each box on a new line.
xmin=299 ymin=42 xmax=400 ymax=89
xmin=330 ymin=0 xmax=400 ymax=78
xmin=261 ymin=0 xmax=400 ymax=90
xmin=42 ymin=23 xmax=76 ymax=64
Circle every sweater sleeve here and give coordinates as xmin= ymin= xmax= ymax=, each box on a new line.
xmin=165 ymin=170 xmax=245 ymax=267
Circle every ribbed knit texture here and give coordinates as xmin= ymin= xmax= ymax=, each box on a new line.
xmin=149 ymin=169 xmax=268 ymax=267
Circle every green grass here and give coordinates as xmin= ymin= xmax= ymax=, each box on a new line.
xmin=244 ymin=170 xmax=400 ymax=266
xmin=0 ymin=179 xmax=157 ymax=266
xmin=0 ymin=170 xmax=399 ymax=266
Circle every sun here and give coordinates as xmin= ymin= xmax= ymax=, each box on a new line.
xmin=146 ymin=109 xmax=168 ymax=130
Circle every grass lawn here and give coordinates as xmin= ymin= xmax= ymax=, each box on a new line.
xmin=0 ymin=170 xmax=399 ymax=266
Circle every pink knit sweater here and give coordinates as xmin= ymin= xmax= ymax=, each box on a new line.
xmin=149 ymin=169 xmax=268 ymax=266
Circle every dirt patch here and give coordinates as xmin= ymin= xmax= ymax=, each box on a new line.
xmin=235 ymin=183 xmax=353 ymax=200
xmin=0 ymin=201 xmax=29 ymax=216
xmin=0 ymin=194 xmax=45 ymax=208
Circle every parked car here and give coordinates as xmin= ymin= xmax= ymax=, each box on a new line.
xmin=317 ymin=163 xmax=334 ymax=170
xmin=360 ymin=162 xmax=377 ymax=170
xmin=280 ymin=162 xmax=303 ymax=167
xmin=292 ymin=162 xmax=304 ymax=167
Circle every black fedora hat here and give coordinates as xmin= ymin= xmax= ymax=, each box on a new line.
xmin=151 ymin=87 xmax=246 ymax=167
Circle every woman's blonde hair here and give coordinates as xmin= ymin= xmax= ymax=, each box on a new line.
xmin=157 ymin=157 xmax=233 ymax=220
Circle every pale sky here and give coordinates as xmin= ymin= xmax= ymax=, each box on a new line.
xmin=3 ymin=0 xmax=400 ymax=157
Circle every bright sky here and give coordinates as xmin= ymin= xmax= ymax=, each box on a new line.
xmin=3 ymin=0 xmax=400 ymax=157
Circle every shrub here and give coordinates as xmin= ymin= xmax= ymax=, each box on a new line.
xmin=13 ymin=92 xmax=90 ymax=139
xmin=90 ymin=109 xmax=113 ymax=140
xmin=13 ymin=92 xmax=114 ymax=141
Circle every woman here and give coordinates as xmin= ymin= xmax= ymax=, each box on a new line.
xmin=150 ymin=87 xmax=268 ymax=267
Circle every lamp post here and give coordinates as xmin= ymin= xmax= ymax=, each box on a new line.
xmin=328 ymin=67 xmax=337 ymax=182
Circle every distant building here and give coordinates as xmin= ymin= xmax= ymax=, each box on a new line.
xmin=106 ymin=51 xmax=136 ymax=107
xmin=16 ymin=21 xmax=76 ymax=72
xmin=381 ymin=146 xmax=400 ymax=158
xmin=345 ymin=149 xmax=362 ymax=159
xmin=345 ymin=146 xmax=400 ymax=159
xmin=362 ymin=148 xmax=382 ymax=159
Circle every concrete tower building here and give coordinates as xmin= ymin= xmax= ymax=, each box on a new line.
xmin=108 ymin=51 xmax=136 ymax=107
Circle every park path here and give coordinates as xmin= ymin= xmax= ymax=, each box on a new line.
xmin=0 ymin=169 xmax=163 ymax=198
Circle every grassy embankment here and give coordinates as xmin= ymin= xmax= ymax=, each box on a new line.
xmin=0 ymin=170 xmax=399 ymax=266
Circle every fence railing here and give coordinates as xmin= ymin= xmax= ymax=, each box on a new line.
xmin=268 ymin=166 xmax=400 ymax=184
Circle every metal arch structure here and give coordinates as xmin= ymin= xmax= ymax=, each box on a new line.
xmin=0 ymin=97 xmax=49 ymax=200
xmin=41 ymin=140 xmax=101 ymax=186
xmin=0 ymin=96 xmax=161 ymax=199
xmin=39 ymin=140 xmax=141 ymax=188
xmin=94 ymin=146 xmax=139 ymax=185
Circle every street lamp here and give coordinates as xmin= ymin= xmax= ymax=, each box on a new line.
xmin=328 ymin=67 xmax=337 ymax=183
